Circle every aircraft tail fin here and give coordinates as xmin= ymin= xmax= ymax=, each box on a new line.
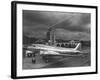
xmin=74 ymin=43 xmax=81 ymax=51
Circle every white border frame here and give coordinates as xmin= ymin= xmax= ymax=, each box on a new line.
xmin=16 ymin=3 xmax=96 ymax=77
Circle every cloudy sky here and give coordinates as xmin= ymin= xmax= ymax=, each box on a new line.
xmin=23 ymin=10 xmax=91 ymax=40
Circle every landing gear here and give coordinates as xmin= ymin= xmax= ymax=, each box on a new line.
xmin=45 ymin=59 xmax=49 ymax=63
xmin=32 ymin=57 xmax=36 ymax=64
xmin=42 ymin=55 xmax=49 ymax=63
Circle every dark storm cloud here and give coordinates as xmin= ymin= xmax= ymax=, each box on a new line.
xmin=23 ymin=10 xmax=91 ymax=40
xmin=53 ymin=13 xmax=90 ymax=33
xmin=55 ymin=29 xmax=90 ymax=40
xmin=23 ymin=10 xmax=63 ymax=26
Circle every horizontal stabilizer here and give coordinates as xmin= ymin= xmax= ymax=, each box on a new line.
xmin=74 ymin=43 xmax=81 ymax=51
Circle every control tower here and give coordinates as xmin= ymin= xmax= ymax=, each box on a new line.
xmin=47 ymin=27 xmax=56 ymax=45
xmin=46 ymin=18 xmax=68 ymax=45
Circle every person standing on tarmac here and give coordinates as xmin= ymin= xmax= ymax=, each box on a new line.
xmin=32 ymin=52 xmax=36 ymax=64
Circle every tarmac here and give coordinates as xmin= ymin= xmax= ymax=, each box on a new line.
xmin=23 ymin=48 xmax=90 ymax=69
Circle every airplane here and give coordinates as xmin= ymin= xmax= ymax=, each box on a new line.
xmin=27 ymin=43 xmax=82 ymax=56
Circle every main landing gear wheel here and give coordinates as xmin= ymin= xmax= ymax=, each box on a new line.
xmin=45 ymin=60 xmax=49 ymax=63
xmin=32 ymin=58 xmax=36 ymax=63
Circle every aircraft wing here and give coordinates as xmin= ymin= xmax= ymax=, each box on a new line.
xmin=39 ymin=50 xmax=82 ymax=57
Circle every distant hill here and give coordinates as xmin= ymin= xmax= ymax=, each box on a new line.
xmin=23 ymin=35 xmax=91 ymax=47
xmin=23 ymin=35 xmax=37 ymax=44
